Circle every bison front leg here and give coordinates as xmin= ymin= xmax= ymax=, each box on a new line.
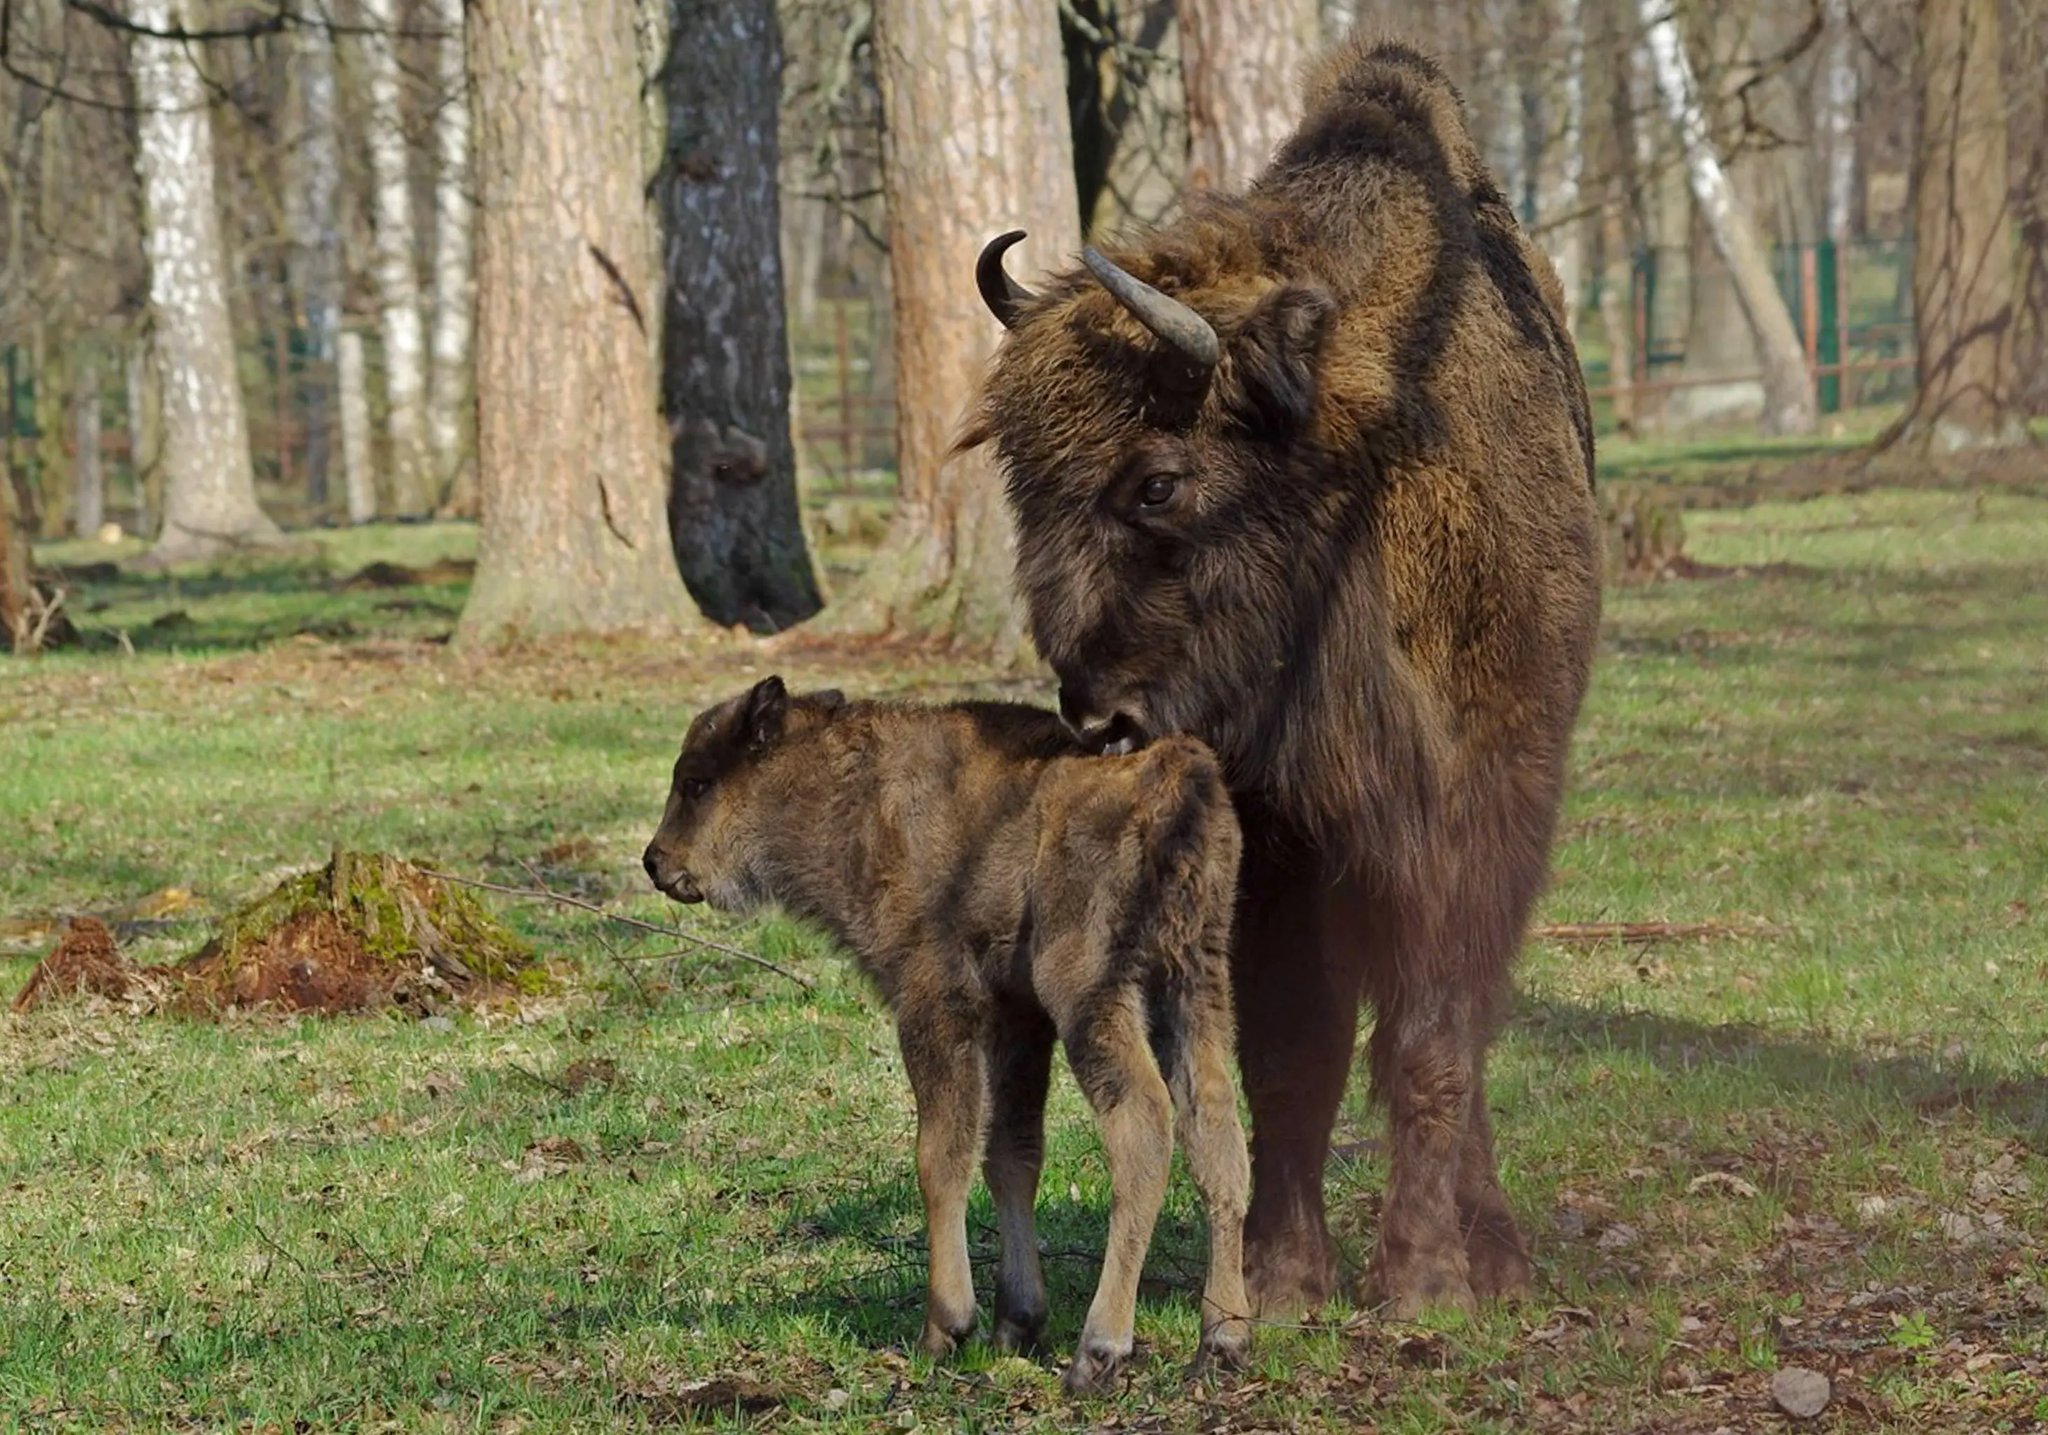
xmin=1364 ymin=982 xmax=1478 ymax=1319
xmin=1456 ymin=1043 xmax=1534 ymax=1301
xmin=897 ymin=1008 xmax=987 ymax=1359
xmin=1230 ymin=859 xmax=1369 ymax=1318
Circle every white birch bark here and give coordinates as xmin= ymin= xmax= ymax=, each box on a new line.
xmin=424 ymin=0 xmax=474 ymax=510
xmin=127 ymin=0 xmax=282 ymax=562
xmin=361 ymin=0 xmax=431 ymax=516
xmin=1549 ymin=0 xmax=1587 ymax=338
xmin=1637 ymin=0 xmax=1816 ymax=435
xmin=1820 ymin=0 xmax=1859 ymax=242
xmin=73 ymin=348 xmax=103 ymax=538
xmin=337 ymin=330 xmax=378 ymax=525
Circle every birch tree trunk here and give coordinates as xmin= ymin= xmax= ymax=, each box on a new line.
xmin=1177 ymin=0 xmax=1317 ymax=194
xmin=361 ymin=0 xmax=432 ymax=517
xmin=73 ymin=348 xmax=103 ymax=538
xmin=457 ymin=0 xmax=699 ymax=642
xmin=658 ymin=0 xmax=823 ymax=632
xmin=840 ymin=0 xmax=1081 ymax=658
xmin=1548 ymin=0 xmax=1587 ymax=339
xmin=288 ymin=2 xmax=344 ymax=513
xmin=338 ymin=330 xmax=378 ymax=525
xmin=1893 ymin=0 xmax=2025 ymax=450
xmin=1637 ymin=0 xmax=1816 ymax=436
xmin=127 ymin=0 xmax=282 ymax=564
xmin=1820 ymin=0 xmax=1859 ymax=242
xmin=425 ymin=0 xmax=475 ymax=513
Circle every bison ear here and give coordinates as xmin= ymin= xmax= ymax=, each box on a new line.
xmin=740 ymin=675 xmax=789 ymax=751
xmin=811 ymin=688 xmax=846 ymax=713
xmin=1223 ymin=281 xmax=1337 ymax=439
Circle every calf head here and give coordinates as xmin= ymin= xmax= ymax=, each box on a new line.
xmin=642 ymin=676 xmax=842 ymax=911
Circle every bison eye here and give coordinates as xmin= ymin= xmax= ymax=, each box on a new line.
xmin=682 ymin=778 xmax=711 ymax=801
xmin=1138 ymin=475 xmax=1178 ymax=509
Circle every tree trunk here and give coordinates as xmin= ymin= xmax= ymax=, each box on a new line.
xmin=338 ymin=330 xmax=378 ymax=526
xmin=1637 ymin=0 xmax=1817 ymax=436
xmin=655 ymin=0 xmax=815 ymax=630
xmin=361 ymin=0 xmax=432 ymax=517
xmin=32 ymin=332 xmax=70 ymax=540
xmin=1177 ymin=0 xmax=1316 ymax=194
xmin=128 ymin=0 xmax=282 ymax=564
xmin=1891 ymin=0 xmax=2025 ymax=450
xmin=124 ymin=338 xmax=158 ymax=536
xmin=73 ymin=347 xmax=103 ymax=539
xmin=845 ymin=0 xmax=1081 ymax=659
xmin=457 ymin=0 xmax=700 ymax=643
xmin=425 ymin=0 xmax=476 ymax=514
xmin=288 ymin=1 xmax=345 ymax=512
xmin=0 ymin=443 xmax=29 ymax=650
xmin=1820 ymin=0 xmax=1859 ymax=243
xmin=1549 ymin=0 xmax=1588 ymax=339
xmin=657 ymin=0 xmax=823 ymax=633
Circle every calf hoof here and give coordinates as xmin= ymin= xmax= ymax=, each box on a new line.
xmin=1188 ymin=1317 xmax=1252 ymax=1382
xmin=1364 ymin=1248 xmax=1476 ymax=1322
xmin=1244 ymin=1228 xmax=1337 ymax=1319
xmin=1061 ymin=1332 xmax=1133 ymax=1396
xmin=918 ymin=1311 xmax=975 ymax=1359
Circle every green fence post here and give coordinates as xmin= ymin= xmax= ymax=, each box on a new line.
xmin=1816 ymin=239 xmax=1840 ymax=414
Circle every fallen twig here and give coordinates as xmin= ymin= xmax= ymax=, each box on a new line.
xmin=419 ymin=869 xmax=816 ymax=990
xmin=1533 ymin=920 xmax=1781 ymax=944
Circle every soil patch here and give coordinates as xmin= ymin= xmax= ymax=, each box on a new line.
xmin=12 ymin=853 xmax=543 ymax=1018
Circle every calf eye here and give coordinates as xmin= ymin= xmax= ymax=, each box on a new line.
xmin=682 ymin=778 xmax=711 ymax=801
xmin=1139 ymin=475 xmax=1178 ymax=508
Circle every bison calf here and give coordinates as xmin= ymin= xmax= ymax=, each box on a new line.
xmin=642 ymin=676 xmax=1251 ymax=1392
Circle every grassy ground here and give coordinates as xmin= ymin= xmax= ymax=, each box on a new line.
xmin=4 ymin=469 xmax=2047 ymax=1432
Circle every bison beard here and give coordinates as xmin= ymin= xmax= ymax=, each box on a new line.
xmin=965 ymin=37 xmax=1603 ymax=1318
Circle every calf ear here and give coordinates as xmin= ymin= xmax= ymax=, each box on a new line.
xmin=1223 ymin=281 xmax=1336 ymax=439
xmin=741 ymin=675 xmax=789 ymax=751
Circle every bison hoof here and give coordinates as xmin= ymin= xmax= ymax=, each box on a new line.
xmin=1062 ymin=1332 xmax=1133 ymax=1396
xmin=1364 ymin=1253 xmax=1476 ymax=1321
xmin=1464 ymin=1216 xmax=1534 ymax=1302
xmin=1244 ymin=1232 xmax=1337 ymax=1319
xmin=1189 ymin=1317 xmax=1252 ymax=1382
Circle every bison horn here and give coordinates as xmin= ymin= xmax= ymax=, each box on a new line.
xmin=1080 ymin=246 xmax=1220 ymax=373
xmin=976 ymin=230 xmax=1036 ymax=329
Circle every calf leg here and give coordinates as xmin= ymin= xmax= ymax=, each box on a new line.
xmin=984 ymin=1001 xmax=1056 ymax=1352
xmin=1164 ymin=959 xmax=1252 ymax=1376
xmin=1062 ymin=991 xmax=1174 ymax=1395
xmin=897 ymin=1007 xmax=987 ymax=1358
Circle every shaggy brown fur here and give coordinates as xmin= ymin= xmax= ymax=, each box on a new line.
xmin=966 ymin=36 xmax=1603 ymax=1318
xmin=642 ymin=677 xmax=1252 ymax=1392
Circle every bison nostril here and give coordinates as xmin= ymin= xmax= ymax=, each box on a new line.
xmin=1075 ymin=711 xmax=1146 ymax=756
xmin=642 ymin=847 xmax=662 ymax=883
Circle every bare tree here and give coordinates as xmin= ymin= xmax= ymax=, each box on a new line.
xmin=360 ymin=0 xmax=432 ymax=516
xmin=839 ymin=0 xmax=1080 ymax=658
xmin=1819 ymin=0 xmax=1859 ymax=242
xmin=1177 ymin=0 xmax=1317 ymax=194
xmin=657 ymin=0 xmax=823 ymax=633
xmin=1548 ymin=0 xmax=1588 ymax=338
xmin=73 ymin=347 xmax=103 ymax=537
xmin=338 ymin=328 xmax=377 ymax=524
xmin=457 ymin=0 xmax=701 ymax=642
xmin=1890 ymin=0 xmax=2025 ymax=449
xmin=127 ymin=0 xmax=282 ymax=563
xmin=425 ymin=0 xmax=474 ymax=512
xmin=287 ymin=0 xmax=344 ymax=513
xmin=1637 ymin=0 xmax=1817 ymax=435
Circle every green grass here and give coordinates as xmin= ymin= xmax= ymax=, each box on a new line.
xmin=5 ymin=484 xmax=2048 ymax=1431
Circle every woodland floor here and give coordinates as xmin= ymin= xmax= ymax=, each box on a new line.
xmin=4 ymin=448 xmax=2048 ymax=1432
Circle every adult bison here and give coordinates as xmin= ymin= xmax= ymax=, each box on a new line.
xmin=965 ymin=37 xmax=1602 ymax=1318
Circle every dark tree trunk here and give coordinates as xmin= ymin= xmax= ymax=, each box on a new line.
xmin=657 ymin=0 xmax=823 ymax=633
